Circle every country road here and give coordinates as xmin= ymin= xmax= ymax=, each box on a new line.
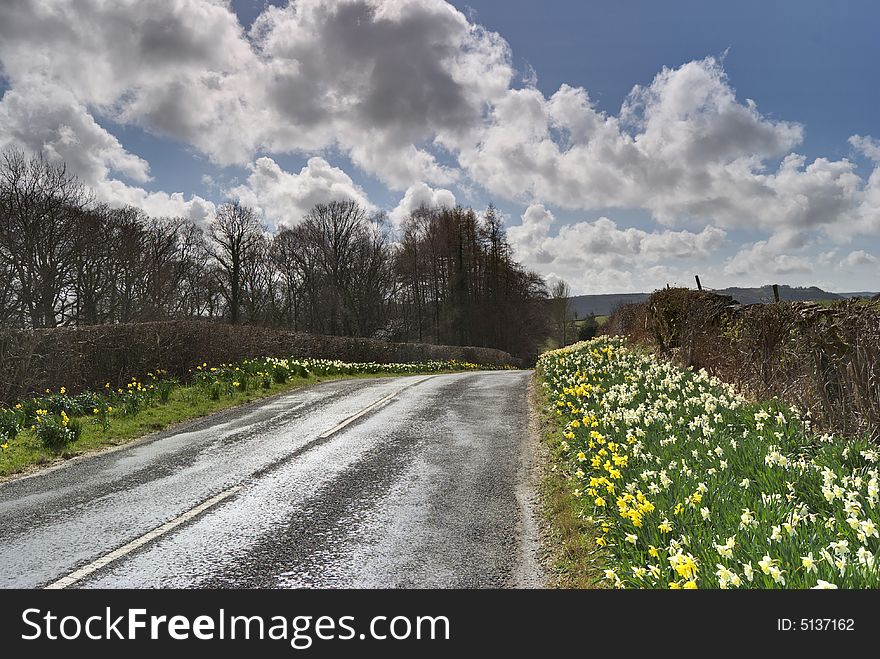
xmin=0 ymin=370 xmax=545 ymax=589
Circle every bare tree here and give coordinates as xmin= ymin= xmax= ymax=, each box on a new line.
xmin=0 ymin=150 xmax=550 ymax=360
xmin=71 ymin=204 xmax=116 ymax=325
xmin=395 ymin=204 xmax=549 ymax=358
xmin=550 ymin=279 xmax=575 ymax=346
xmin=0 ymin=149 xmax=90 ymax=327
xmin=205 ymin=201 xmax=264 ymax=325
xmin=270 ymin=228 xmax=304 ymax=329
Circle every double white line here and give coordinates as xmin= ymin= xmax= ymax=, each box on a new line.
xmin=317 ymin=389 xmax=398 ymax=438
xmin=45 ymin=486 xmax=243 ymax=589
xmin=45 ymin=376 xmax=434 ymax=589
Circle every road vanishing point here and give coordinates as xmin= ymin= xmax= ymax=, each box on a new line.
xmin=0 ymin=371 xmax=545 ymax=589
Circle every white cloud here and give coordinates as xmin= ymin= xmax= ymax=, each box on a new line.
xmin=0 ymin=83 xmax=151 ymax=186
xmin=0 ymin=0 xmax=879 ymax=292
xmin=0 ymin=0 xmax=511 ymax=190
xmin=95 ymin=180 xmax=216 ymax=225
xmin=389 ymin=182 xmax=456 ymax=226
xmin=249 ymin=0 xmax=512 ymax=187
xmin=850 ymin=134 xmax=880 ymax=162
xmin=509 ymin=204 xmax=727 ymax=293
xmin=724 ymin=240 xmax=813 ymax=280
xmin=2 ymin=1 xmax=878 ymax=236
xmin=841 ymin=250 xmax=878 ymax=267
xmin=459 ymin=57 xmax=872 ymax=237
xmin=228 ymin=156 xmax=373 ymax=228
xmin=0 ymin=80 xmax=213 ymax=224
xmin=851 ymin=163 xmax=880 ymax=236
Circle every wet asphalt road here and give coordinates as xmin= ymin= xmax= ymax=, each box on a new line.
xmin=0 ymin=371 xmax=544 ymax=589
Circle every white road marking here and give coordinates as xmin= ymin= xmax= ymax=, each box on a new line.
xmin=43 ymin=376 xmax=436 ymax=589
xmin=318 ymin=376 xmax=433 ymax=439
xmin=45 ymin=485 xmax=243 ymax=590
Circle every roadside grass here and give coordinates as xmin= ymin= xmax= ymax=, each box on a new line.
xmin=532 ymin=370 xmax=605 ymax=588
xmin=0 ymin=369 xmax=462 ymax=480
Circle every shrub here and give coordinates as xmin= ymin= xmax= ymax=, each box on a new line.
xmin=91 ymin=402 xmax=112 ymax=432
xmin=271 ymin=363 xmax=289 ymax=384
xmin=0 ymin=407 xmax=24 ymax=444
xmin=156 ymin=379 xmax=177 ymax=404
xmin=34 ymin=411 xmax=80 ymax=450
xmin=577 ymin=316 xmax=599 ymax=341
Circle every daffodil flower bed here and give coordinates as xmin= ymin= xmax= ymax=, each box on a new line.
xmin=538 ymin=336 xmax=880 ymax=589
xmin=0 ymin=356 xmax=495 ymax=474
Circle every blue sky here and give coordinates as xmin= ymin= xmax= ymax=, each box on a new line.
xmin=457 ymin=0 xmax=880 ymax=158
xmin=1 ymin=0 xmax=879 ymax=293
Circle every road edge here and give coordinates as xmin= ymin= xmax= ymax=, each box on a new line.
xmin=529 ymin=369 xmax=604 ymax=589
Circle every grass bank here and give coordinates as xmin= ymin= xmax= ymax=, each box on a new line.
xmin=532 ymin=371 xmax=605 ymax=588
xmin=536 ymin=336 xmax=880 ymax=589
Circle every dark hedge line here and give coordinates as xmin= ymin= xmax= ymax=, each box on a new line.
xmin=0 ymin=320 xmax=519 ymax=402
xmin=602 ymin=288 xmax=880 ymax=442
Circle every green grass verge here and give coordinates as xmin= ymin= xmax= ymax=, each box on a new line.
xmin=532 ymin=370 xmax=605 ymax=588
xmin=0 ymin=371 xmax=439 ymax=480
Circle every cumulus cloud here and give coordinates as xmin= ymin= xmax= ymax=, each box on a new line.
xmin=250 ymin=0 xmax=513 ymax=187
xmin=850 ymin=135 xmax=880 ymax=162
xmin=724 ymin=241 xmax=813 ymax=278
xmin=509 ymin=204 xmax=727 ymax=293
xmin=0 ymin=0 xmax=513 ymax=185
xmin=228 ymin=156 xmax=373 ymax=228
xmin=94 ymin=178 xmax=216 ymax=225
xmin=389 ymin=182 xmax=456 ymax=226
xmin=850 ymin=158 xmax=880 ymax=237
xmin=460 ymin=57 xmax=873 ymax=236
xmin=841 ymin=250 xmax=878 ymax=267
xmin=0 ymin=0 xmax=261 ymax=162
xmin=1 ymin=0 xmax=879 ymax=290
xmin=0 ymin=83 xmax=151 ymax=186
xmin=2 ymin=1 xmax=879 ymax=233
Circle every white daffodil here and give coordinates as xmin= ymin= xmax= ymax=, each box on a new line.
xmin=768 ymin=566 xmax=785 ymax=585
xmin=758 ymin=555 xmax=775 ymax=575
xmin=830 ymin=539 xmax=850 ymax=555
xmin=812 ymin=580 xmax=838 ymax=589
xmin=801 ymin=553 xmax=818 ymax=574
xmin=715 ymin=564 xmax=735 ymax=588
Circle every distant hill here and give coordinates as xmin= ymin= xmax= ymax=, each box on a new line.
xmin=569 ymin=293 xmax=650 ymax=317
xmin=720 ymin=286 xmax=840 ymax=305
xmin=569 ymin=286 xmax=878 ymax=318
